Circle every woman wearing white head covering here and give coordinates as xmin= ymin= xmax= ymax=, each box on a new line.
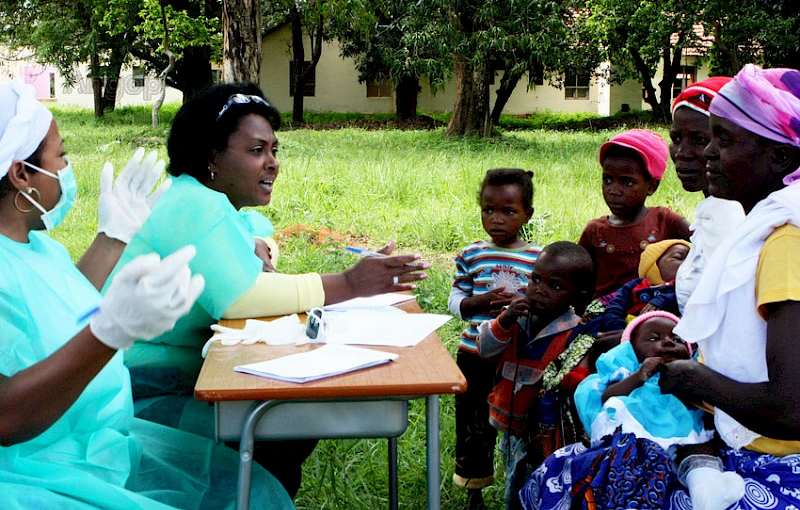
xmin=0 ymin=80 xmax=293 ymax=509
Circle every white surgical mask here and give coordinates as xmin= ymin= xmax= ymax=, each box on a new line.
xmin=20 ymin=157 xmax=77 ymax=230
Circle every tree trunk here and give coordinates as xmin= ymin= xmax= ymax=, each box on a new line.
xmin=473 ymin=61 xmax=491 ymax=136
xmin=628 ymin=46 xmax=666 ymax=123
xmin=172 ymin=46 xmax=213 ymax=102
xmin=222 ymin=0 xmax=261 ymax=83
xmin=395 ymin=76 xmax=420 ymax=120
xmin=290 ymin=6 xmax=324 ymax=124
xmin=153 ymin=0 xmax=175 ymax=129
xmin=90 ymin=52 xmax=104 ymax=118
xmin=101 ymin=48 xmax=125 ymax=113
xmin=446 ymin=54 xmax=491 ymax=136
xmin=291 ymin=8 xmax=306 ymax=124
xmin=491 ymin=69 xmax=522 ymax=125
xmin=656 ymin=40 xmax=684 ymax=125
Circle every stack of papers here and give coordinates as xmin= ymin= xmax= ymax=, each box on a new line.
xmin=323 ymin=292 xmax=417 ymax=310
xmin=234 ymin=344 xmax=399 ymax=383
xmin=322 ymin=310 xmax=451 ymax=347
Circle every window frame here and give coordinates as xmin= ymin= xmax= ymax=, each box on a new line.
xmin=564 ymin=70 xmax=590 ymax=100
xmin=289 ymin=61 xmax=316 ymax=97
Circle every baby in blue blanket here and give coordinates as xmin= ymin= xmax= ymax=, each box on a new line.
xmin=575 ymin=311 xmax=745 ymax=510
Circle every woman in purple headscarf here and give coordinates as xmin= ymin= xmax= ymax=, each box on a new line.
xmin=520 ymin=64 xmax=800 ymax=510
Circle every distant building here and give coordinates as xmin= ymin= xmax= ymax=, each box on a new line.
xmin=0 ymin=48 xmax=183 ymax=107
xmin=260 ymin=24 xmax=711 ymax=117
xmin=1 ymin=30 xmax=711 ymax=116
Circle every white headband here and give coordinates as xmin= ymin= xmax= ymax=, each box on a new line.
xmin=0 ymin=80 xmax=54 ymax=180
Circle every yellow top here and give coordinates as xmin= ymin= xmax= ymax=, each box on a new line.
xmin=747 ymin=224 xmax=800 ymax=454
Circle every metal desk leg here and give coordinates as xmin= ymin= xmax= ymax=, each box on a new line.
xmin=388 ymin=437 xmax=398 ymax=510
xmin=426 ymin=395 xmax=440 ymax=510
xmin=237 ymin=400 xmax=282 ymax=510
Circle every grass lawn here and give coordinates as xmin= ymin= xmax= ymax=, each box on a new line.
xmin=48 ymin=104 xmax=702 ymax=509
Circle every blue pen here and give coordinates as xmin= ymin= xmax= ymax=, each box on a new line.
xmin=77 ymin=306 xmax=101 ymax=324
xmin=345 ymin=246 xmax=388 ymax=258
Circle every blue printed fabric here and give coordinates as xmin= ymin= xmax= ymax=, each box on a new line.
xmin=520 ymin=441 xmax=800 ymax=510
xmin=569 ymin=431 xmax=674 ymax=510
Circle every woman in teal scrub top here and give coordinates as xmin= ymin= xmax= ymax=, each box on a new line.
xmin=112 ymin=82 xmax=430 ymax=497
xmin=0 ymin=80 xmax=293 ymax=509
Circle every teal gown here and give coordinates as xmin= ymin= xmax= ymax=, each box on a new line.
xmin=109 ymin=174 xmax=274 ymax=377
xmin=0 ymin=231 xmax=293 ymax=509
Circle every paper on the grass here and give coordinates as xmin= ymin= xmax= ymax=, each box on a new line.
xmin=322 ymin=310 xmax=452 ymax=347
xmin=323 ymin=292 xmax=417 ymax=310
xmin=234 ymin=344 xmax=399 ymax=383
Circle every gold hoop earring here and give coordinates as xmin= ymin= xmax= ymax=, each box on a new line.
xmin=14 ymin=187 xmax=40 ymax=213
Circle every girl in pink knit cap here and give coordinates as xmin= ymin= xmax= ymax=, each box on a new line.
xmin=579 ymin=129 xmax=691 ymax=300
xmin=572 ymin=311 xmax=744 ymax=510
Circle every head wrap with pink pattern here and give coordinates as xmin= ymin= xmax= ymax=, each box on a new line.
xmin=709 ymin=64 xmax=800 ymax=185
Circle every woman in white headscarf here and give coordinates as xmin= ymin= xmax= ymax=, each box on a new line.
xmin=0 ymin=80 xmax=293 ymax=509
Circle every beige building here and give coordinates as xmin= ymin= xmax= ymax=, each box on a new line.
xmin=260 ymin=24 xmax=710 ymax=117
xmin=0 ymin=48 xmax=183 ymax=107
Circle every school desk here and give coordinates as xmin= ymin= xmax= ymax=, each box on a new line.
xmin=194 ymin=299 xmax=467 ymax=510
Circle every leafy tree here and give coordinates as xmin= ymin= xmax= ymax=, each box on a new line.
xmin=577 ymin=0 xmax=705 ymax=123
xmin=263 ymin=0 xmax=331 ymax=124
xmin=487 ymin=2 xmax=601 ymax=126
xmin=705 ymin=0 xmax=800 ymax=75
xmin=127 ymin=0 xmax=221 ymax=102
xmin=444 ymin=0 xmax=591 ymax=136
xmin=329 ymin=0 xmax=452 ymax=121
xmin=0 ymin=0 xmax=138 ymax=117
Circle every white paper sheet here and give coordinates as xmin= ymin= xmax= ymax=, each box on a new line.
xmin=321 ymin=310 xmax=452 ymax=347
xmin=234 ymin=344 xmax=399 ymax=383
xmin=323 ymin=292 xmax=417 ymax=310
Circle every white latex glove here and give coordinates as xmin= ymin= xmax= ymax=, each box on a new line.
xmin=98 ymin=148 xmax=171 ymax=243
xmin=201 ymin=315 xmax=304 ymax=357
xmin=91 ymin=245 xmax=205 ymax=350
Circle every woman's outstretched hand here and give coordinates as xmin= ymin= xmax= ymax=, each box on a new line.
xmin=320 ymin=242 xmax=428 ymax=305
xmin=342 ymin=251 xmax=430 ymax=295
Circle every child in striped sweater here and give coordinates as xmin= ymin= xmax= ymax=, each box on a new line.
xmin=449 ymin=168 xmax=541 ymax=509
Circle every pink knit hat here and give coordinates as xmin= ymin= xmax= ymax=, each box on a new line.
xmin=620 ymin=310 xmax=691 ymax=357
xmin=599 ymin=129 xmax=669 ymax=180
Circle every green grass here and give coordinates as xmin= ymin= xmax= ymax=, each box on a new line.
xmin=47 ymin=104 xmax=701 ymax=510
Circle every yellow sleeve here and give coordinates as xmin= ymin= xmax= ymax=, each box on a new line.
xmin=222 ymin=272 xmax=325 ymax=319
xmin=756 ymin=224 xmax=800 ymax=319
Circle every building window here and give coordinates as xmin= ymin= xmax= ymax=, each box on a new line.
xmin=289 ymin=61 xmax=316 ymax=97
xmin=132 ymin=67 xmax=145 ymax=88
xmin=531 ymin=62 xmax=544 ymax=87
xmin=211 ymin=69 xmax=222 ymax=84
xmin=672 ymin=66 xmax=697 ymax=99
xmin=366 ymin=78 xmax=392 ymax=98
xmin=565 ymin=70 xmax=590 ymax=99
xmin=49 ymin=72 xmax=55 ymax=98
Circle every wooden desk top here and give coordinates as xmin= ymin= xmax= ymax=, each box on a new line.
xmin=195 ymin=299 xmax=467 ymax=402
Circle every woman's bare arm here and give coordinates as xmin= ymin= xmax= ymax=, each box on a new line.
xmin=0 ymin=328 xmax=116 ymax=446
xmin=660 ymin=300 xmax=800 ymax=439
xmin=76 ymin=234 xmax=126 ymax=290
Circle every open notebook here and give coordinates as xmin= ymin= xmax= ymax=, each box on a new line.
xmin=234 ymin=344 xmax=399 ymax=383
